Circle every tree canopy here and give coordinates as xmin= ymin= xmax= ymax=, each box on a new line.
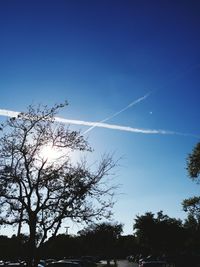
xmin=182 ymin=142 xmax=200 ymax=224
xmin=187 ymin=142 xmax=200 ymax=180
xmin=133 ymin=211 xmax=185 ymax=257
xmin=0 ymin=103 xmax=117 ymax=266
xmin=78 ymin=222 xmax=123 ymax=263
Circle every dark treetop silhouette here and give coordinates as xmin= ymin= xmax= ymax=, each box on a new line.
xmin=182 ymin=142 xmax=200 ymax=223
xmin=0 ymin=103 xmax=117 ymax=267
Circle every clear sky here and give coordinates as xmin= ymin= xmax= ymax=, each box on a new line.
xmin=0 ymin=0 xmax=200 ymax=236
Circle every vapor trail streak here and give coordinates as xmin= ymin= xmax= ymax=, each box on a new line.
xmin=0 ymin=108 xmax=198 ymax=137
xmin=83 ymin=92 xmax=150 ymax=134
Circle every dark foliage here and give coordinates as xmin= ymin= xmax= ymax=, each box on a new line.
xmin=133 ymin=211 xmax=186 ymax=261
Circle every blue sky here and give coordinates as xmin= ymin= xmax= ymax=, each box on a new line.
xmin=0 ymin=0 xmax=200 ymax=235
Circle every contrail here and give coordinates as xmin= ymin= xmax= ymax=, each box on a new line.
xmin=83 ymin=92 xmax=150 ymax=134
xmin=0 ymin=108 xmax=199 ymax=138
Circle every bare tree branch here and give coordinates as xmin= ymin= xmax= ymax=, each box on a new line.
xmin=0 ymin=103 xmax=117 ymax=267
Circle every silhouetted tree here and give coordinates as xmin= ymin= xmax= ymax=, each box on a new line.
xmin=182 ymin=142 xmax=200 ymax=256
xmin=43 ymin=234 xmax=81 ymax=259
xmin=117 ymin=235 xmax=137 ymax=259
xmin=172 ymin=142 xmax=200 ymax=266
xmin=0 ymin=103 xmax=117 ymax=267
xmin=78 ymin=222 xmax=123 ymax=264
xmin=187 ymin=142 xmax=200 ymax=179
xmin=182 ymin=142 xmax=200 ymax=219
xmin=0 ymin=234 xmax=27 ymax=260
xmin=133 ymin=211 xmax=185 ymax=258
xmin=183 ymin=214 xmax=200 ymax=255
xmin=182 ymin=197 xmax=200 ymax=222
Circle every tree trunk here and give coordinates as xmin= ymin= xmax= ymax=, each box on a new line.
xmin=17 ymin=207 xmax=23 ymax=237
xmin=27 ymin=213 xmax=39 ymax=267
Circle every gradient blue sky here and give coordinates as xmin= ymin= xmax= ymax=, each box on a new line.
xmin=0 ymin=0 xmax=200 ymax=235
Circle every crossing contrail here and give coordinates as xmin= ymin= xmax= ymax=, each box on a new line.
xmin=83 ymin=92 xmax=151 ymax=134
xmin=0 ymin=108 xmax=199 ymax=137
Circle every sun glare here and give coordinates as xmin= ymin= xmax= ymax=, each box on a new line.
xmin=39 ymin=144 xmax=63 ymax=163
xmin=39 ymin=143 xmax=86 ymax=166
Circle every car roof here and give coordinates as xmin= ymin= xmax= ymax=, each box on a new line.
xmin=141 ymin=262 xmax=166 ymax=266
xmin=48 ymin=262 xmax=81 ymax=267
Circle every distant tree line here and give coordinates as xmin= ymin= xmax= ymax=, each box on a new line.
xmin=0 ymin=223 xmax=128 ymax=261
xmin=0 ymin=214 xmax=200 ymax=266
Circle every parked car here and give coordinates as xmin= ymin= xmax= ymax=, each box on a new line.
xmin=80 ymin=257 xmax=99 ymax=263
xmin=45 ymin=259 xmax=56 ymax=265
xmin=6 ymin=263 xmax=22 ymax=267
xmin=39 ymin=260 xmax=46 ymax=267
xmin=139 ymin=261 xmax=167 ymax=267
xmin=68 ymin=259 xmax=96 ymax=267
xmin=126 ymin=255 xmax=134 ymax=262
xmin=47 ymin=261 xmax=81 ymax=267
